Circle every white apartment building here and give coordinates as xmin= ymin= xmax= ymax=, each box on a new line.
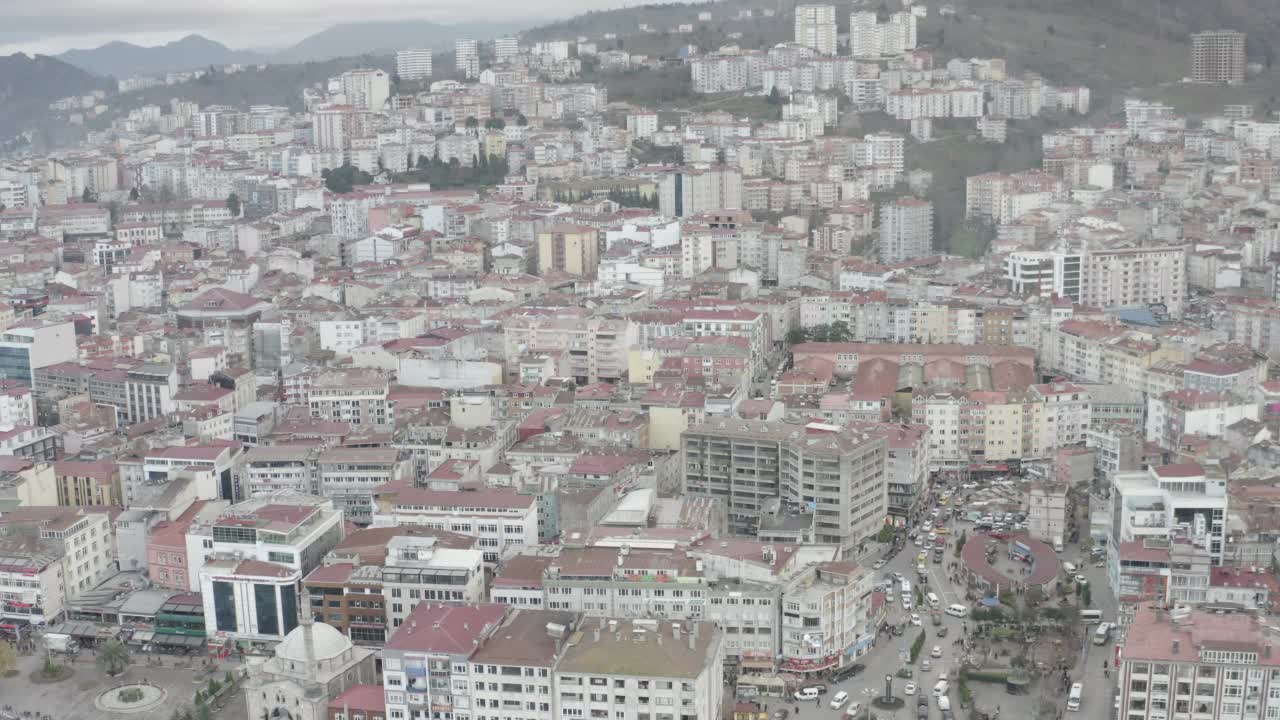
xmin=244 ymin=445 xmax=318 ymax=496
xmin=556 ymin=619 xmax=725 ymax=720
xmin=317 ymin=447 xmax=409 ymax=525
xmin=779 ymin=562 xmax=874 ymax=672
xmin=339 ymin=68 xmax=390 ymax=111
xmin=455 ymin=39 xmax=480 ymax=79
xmin=186 ymin=491 xmax=344 ymax=593
xmin=466 ymin=609 xmax=578 ymax=720
xmin=1082 ymin=246 xmax=1189 ymax=318
xmin=1108 ymin=463 xmax=1228 ymax=591
xmin=1027 ymin=381 xmax=1092 ymax=457
xmin=381 ymin=535 xmax=486 ymax=629
xmin=307 ymin=369 xmax=392 ymax=426
xmin=395 ymin=49 xmax=433 ymax=81
xmin=0 ymin=507 xmax=114 ymax=624
xmin=794 ymin=5 xmax=838 ymax=55
xmin=371 ymin=486 xmax=539 ymax=563
xmin=494 ymin=35 xmax=519 ymax=64
xmin=878 ymin=196 xmax=933 ymax=262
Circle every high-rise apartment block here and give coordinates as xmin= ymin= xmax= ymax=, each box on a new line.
xmin=494 ymin=35 xmax=519 ymax=64
xmin=455 ymin=39 xmax=480 ymax=79
xmin=395 ymin=49 xmax=433 ymax=81
xmin=794 ymin=5 xmax=838 ymax=55
xmin=878 ymin=196 xmax=933 ymax=262
xmin=1190 ymin=30 xmax=1245 ymax=84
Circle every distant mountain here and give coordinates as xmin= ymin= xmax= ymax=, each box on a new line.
xmin=55 ymin=20 xmax=532 ymax=79
xmin=57 ymin=34 xmax=269 ymax=78
xmin=274 ymin=20 xmax=531 ymax=63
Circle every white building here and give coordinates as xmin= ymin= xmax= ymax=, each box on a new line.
xmin=1107 ymin=463 xmax=1228 ymax=588
xmin=794 ymin=5 xmax=838 ymax=55
xmin=878 ymin=196 xmax=933 ymax=262
xmin=371 ymin=486 xmax=538 ymax=564
xmin=381 ymin=535 xmax=486 ymax=629
xmin=555 ymin=619 xmax=725 ymax=720
xmin=455 ymin=39 xmax=480 ymax=79
xmin=395 ymin=49 xmax=433 ymax=81
xmin=494 ymin=35 xmax=519 ymax=64
xmin=339 ymin=68 xmax=390 ymax=112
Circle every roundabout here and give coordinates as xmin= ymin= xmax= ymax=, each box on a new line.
xmin=872 ymin=673 xmax=906 ymax=710
xmin=94 ymin=683 xmax=168 ymax=714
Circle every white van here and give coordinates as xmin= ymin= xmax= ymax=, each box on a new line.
xmin=831 ymin=691 xmax=851 ymax=709
xmin=795 ymin=687 xmax=820 ymax=701
xmin=933 ymin=680 xmax=950 ymax=698
xmin=1067 ymin=683 xmax=1082 ymax=711
xmin=945 ymin=604 xmax=968 ymax=618
xmin=938 ymin=696 xmax=952 ymax=712
xmin=1062 ymin=562 xmax=1077 ymax=575
xmin=926 ymin=592 xmax=941 ymax=608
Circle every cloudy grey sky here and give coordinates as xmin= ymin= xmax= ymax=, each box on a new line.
xmin=0 ymin=0 xmax=641 ymax=54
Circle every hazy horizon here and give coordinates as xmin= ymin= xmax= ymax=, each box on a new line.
xmin=0 ymin=0 xmax=670 ymax=56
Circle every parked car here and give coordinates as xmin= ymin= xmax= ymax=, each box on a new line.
xmin=931 ymin=645 xmax=943 ymax=658
xmin=873 ymin=559 xmax=887 ymax=569
xmin=904 ymin=683 xmax=918 ymax=696
xmin=832 ymin=664 xmax=866 ymax=683
xmin=910 ymin=614 xmax=922 ymax=626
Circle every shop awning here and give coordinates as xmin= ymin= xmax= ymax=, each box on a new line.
xmin=63 ymin=621 xmax=100 ymax=638
xmin=129 ymin=630 xmax=155 ymax=644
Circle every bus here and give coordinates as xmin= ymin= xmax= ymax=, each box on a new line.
xmin=1093 ymin=623 xmax=1113 ymax=646
xmin=1079 ymin=609 xmax=1103 ymax=624
xmin=1067 ymin=683 xmax=1082 ymax=711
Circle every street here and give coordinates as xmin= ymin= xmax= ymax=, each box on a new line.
xmin=742 ymin=503 xmax=1121 ymax=720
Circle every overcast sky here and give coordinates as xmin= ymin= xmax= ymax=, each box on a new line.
xmin=0 ymin=0 xmax=643 ymax=55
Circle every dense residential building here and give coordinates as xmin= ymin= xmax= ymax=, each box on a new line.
xmin=878 ymin=196 xmax=933 ymax=263
xmin=794 ymin=4 xmax=838 ymax=55
xmin=395 ymin=49 xmax=433 ymax=81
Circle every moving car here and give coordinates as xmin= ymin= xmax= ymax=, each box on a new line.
xmin=831 ymin=691 xmax=851 ymax=709
xmin=845 ymin=702 xmax=864 ymax=718
xmin=922 ymin=659 xmax=932 ymax=672
xmin=910 ymin=613 xmax=922 ymax=626
xmin=794 ymin=687 xmax=820 ymax=701
xmin=931 ymin=645 xmax=943 ymax=658
xmin=904 ymin=683 xmax=918 ymax=696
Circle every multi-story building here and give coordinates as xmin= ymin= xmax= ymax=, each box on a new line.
xmin=682 ymin=419 xmax=887 ymax=549
xmin=878 ymin=197 xmax=933 ymax=263
xmin=779 ymin=561 xmax=872 ymax=673
xmin=1108 ymin=463 xmax=1228 ymax=595
xmin=371 ymin=486 xmax=539 ymax=563
xmin=1190 ymin=30 xmax=1246 ymax=84
xmin=307 ymin=369 xmax=392 ymax=426
xmin=316 ymin=447 xmax=409 ymax=525
xmin=187 ymin=491 xmax=344 ymax=594
xmin=0 ymin=320 xmax=77 ymax=387
xmin=1081 ymin=246 xmax=1189 ymax=318
xmin=554 ymin=618 xmax=725 ymax=720
xmin=466 ymin=608 xmax=577 ymax=720
xmin=380 ymin=602 xmax=509 ymax=720
xmin=794 ymin=5 xmax=838 ymax=55
xmin=340 ymin=68 xmax=390 ymax=111
xmin=52 ymin=459 xmax=121 ymax=506
xmin=245 ymin=445 xmax=318 ymax=496
xmin=1026 ymin=482 xmax=1070 ymax=547
xmin=380 ymin=534 xmax=486 ymax=629
xmin=494 ymin=35 xmax=519 ymax=64
xmin=1146 ymin=389 xmax=1258 ymax=453
xmin=455 ymin=39 xmax=480 ymax=79
xmin=502 ymin=315 xmax=637 ymax=385
xmin=658 ymin=167 xmax=743 ymax=217
xmin=1117 ymin=605 xmax=1280 ymax=720
xmin=536 ymin=224 xmax=600 ymax=277
xmin=0 ymin=507 xmax=114 ymax=624
xmin=395 ymin=49 xmax=433 ymax=81
xmin=124 ymin=362 xmax=178 ymax=424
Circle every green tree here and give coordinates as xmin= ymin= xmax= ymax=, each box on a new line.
xmin=1082 ymin=586 xmax=1092 ymax=607
xmin=910 ymin=630 xmax=926 ymax=662
xmin=767 ymin=86 xmax=782 ymax=105
xmin=129 ymin=187 xmax=139 ymax=201
xmin=785 ymin=328 xmax=809 ymax=346
xmin=226 ymin=192 xmax=241 ymax=217
xmin=464 ymin=116 xmax=479 ymax=132
xmin=485 ymin=117 xmax=506 ymax=130
xmin=97 ymin=638 xmax=130 ymax=677
xmin=322 ymin=164 xmax=374 ymax=194
xmin=195 ymin=701 xmax=212 ymax=720
xmin=81 ymin=186 xmax=94 ymax=203
xmin=514 ymin=112 xmax=528 ymax=126
xmin=0 ymin=639 xmax=16 ymax=676
xmin=955 ymin=531 xmax=967 ymax=556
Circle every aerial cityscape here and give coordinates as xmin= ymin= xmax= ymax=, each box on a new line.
xmin=1 ymin=1 xmax=1280 ymax=720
